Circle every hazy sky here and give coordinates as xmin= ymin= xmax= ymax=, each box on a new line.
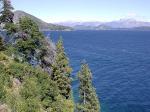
xmin=12 ymin=0 xmax=150 ymax=23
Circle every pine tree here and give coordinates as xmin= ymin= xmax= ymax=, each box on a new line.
xmin=0 ymin=0 xmax=14 ymax=24
xmin=51 ymin=38 xmax=72 ymax=99
xmin=16 ymin=17 xmax=44 ymax=63
xmin=77 ymin=62 xmax=100 ymax=112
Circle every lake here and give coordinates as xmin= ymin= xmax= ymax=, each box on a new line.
xmin=44 ymin=30 xmax=150 ymax=112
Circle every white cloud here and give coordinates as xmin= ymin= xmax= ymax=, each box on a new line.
xmin=124 ymin=12 xmax=150 ymax=22
xmin=126 ymin=12 xmax=137 ymax=18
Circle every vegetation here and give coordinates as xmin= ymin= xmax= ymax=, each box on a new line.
xmin=51 ymin=38 xmax=72 ymax=99
xmin=0 ymin=36 xmax=5 ymax=51
xmin=0 ymin=0 xmax=14 ymax=24
xmin=0 ymin=1 xmax=100 ymax=112
xmin=15 ymin=17 xmax=45 ymax=63
xmin=0 ymin=53 xmax=74 ymax=112
xmin=77 ymin=62 xmax=100 ymax=112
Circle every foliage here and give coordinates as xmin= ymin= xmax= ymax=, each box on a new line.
xmin=0 ymin=52 xmax=75 ymax=112
xmin=77 ymin=62 xmax=100 ymax=112
xmin=49 ymin=95 xmax=74 ymax=112
xmin=0 ymin=36 xmax=5 ymax=51
xmin=4 ymin=23 xmax=18 ymax=35
xmin=14 ymin=17 xmax=44 ymax=62
xmin=0 ymin=1 xmax=100 ymax=111
xmin=0 ymin=2 xmax=75 ymax=109
xmin=51 ymin=38 xmax=72 ymax=99
xmin=0 ymin=0 xmax=14 ymax=24
xmin=0 ymin=64 xmax=7 ymax=102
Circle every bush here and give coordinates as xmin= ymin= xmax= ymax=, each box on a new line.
xmin=0 ymin=53 xmax=8 ymax=61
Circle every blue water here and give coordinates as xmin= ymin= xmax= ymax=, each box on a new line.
xmin=44 ymin=30 xmax=150 ymax=112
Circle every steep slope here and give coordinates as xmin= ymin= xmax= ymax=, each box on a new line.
xmin=0 ymin=53 xmax=74 ymax=112
xmin=14 ymin=10 xmax=72 ymax=30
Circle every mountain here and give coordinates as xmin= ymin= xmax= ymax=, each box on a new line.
xmin=132 ymin=26 xmax=150 ymax=30
xmin=57 ymin=21 xmax=102 ymax=27
xmin=57 ymin=22 xmax=106 ymax=30
xmin=72 ymin=24 xmax=111 ymax=30
xmin=56 ymin=19 xmax=150 ymax=30
xmin=95 ymin=25 xmax=112 ymax=30
xmin=105 ymin=19 xmax=150 ymax=28
xmin=73 ymin=25 xmax=96 ymax=30
xmin=14 ymin=10 xmax=73 ymax=31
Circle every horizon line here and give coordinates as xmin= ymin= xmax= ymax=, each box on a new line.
xmin=14 ymin=10 xmax=150 ymax=23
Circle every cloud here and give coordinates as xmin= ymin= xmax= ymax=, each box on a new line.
xmin=126 ymin=12 xmax=138 ymax=18
xmin=124 ymin=12 xmax=150 ymax=21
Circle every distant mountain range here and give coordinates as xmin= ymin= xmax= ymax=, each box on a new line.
xmin=14 ymin=10 xmax=73 ymax=31
xmin=56 ymin=19 xmax=150 ymax=30
xmin=13 ymin=11 xmax=150 ymax=31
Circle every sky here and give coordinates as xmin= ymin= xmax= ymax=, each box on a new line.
xmin=12 ymin=0 xmax=150 ymax=23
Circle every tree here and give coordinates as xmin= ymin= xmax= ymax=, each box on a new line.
xmin=4 ymin=22 xmax=18 ymax=35
xmin=0 ymin=0 xmax=14 ymax=24
xmin=77 ymin=62 xmax=100 ymax=112
xmin=15 ymin=17 xmax=44 ymax=63
xmin=51 ymin=38 xmax=72 ymax=99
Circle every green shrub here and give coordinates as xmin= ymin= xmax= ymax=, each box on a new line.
xmin=0 ymin=53 xmax=8 ymax=61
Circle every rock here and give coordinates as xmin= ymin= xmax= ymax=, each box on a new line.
xmin=0 ymin=104 xmax=10 ymax=112
xmin=12 ymin=78 xmax=21 ymax=88
xmin=41 ymin=38 xmax=56 ymax=74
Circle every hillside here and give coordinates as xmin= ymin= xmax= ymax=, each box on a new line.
xmin=0 ymin=16 xmax=75 ymax=112
xmin=0 ymin=53 xmax=74 ymax=112
xmin=14 ymin=10 xmax=73 ymax=31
